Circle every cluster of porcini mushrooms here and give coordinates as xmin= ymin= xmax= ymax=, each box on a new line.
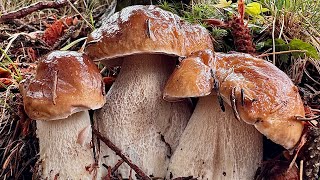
xmin=19 ymin=5 xmax=305 ymax=179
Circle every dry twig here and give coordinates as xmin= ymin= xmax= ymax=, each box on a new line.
xmin=257 ymin=50 xmax=307 ymax=58
xmin=111 ymin=159 xmax=124 ymax=174
xmin=92 ymin=128 xmax=151 ymax=180
xmin=0 ymin=0 xmax=75 ymax=23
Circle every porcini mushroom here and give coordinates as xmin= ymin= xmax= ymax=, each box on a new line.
xmin=85 ymin=5 xmax=213 ymax=177
xmin=20 ymin=51 xmax=105 ymax=179
xmin=212 ymin=52 xmax=305 ymax=149
xmin=164 ymin=50 xmax=304 ymax=179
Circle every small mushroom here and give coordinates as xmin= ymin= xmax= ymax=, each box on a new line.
xmin=164 ymin=50 xmax=304 ymax=179
xmin=85 ymin=5 xmax=213 ymax=177
xmin=20 ymin=51 xmax=105 ymax=179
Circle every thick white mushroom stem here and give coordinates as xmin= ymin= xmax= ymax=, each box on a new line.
xmin=167 ymin=95 xmax=263 ymax=179
xmin=94 ymin=54 xmax=191 ymax=178
xmin=37 ymin=111 xmax=96 ymax=179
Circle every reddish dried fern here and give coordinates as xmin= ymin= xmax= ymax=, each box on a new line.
xmin=230 ymin=15 xmax=256 ymax=54
xmin=204 ymin=0 xmax=256 ymax=54
xmin=42 ymin=17 xmax=77 ymax=46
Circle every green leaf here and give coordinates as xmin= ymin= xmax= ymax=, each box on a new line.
xmin=261 ymin=7 xmax=269 ymax=13
xmin=214 ymin=0 xmax=232 ymax=8
xmin=258 ymin=39 xmax=289 ymax=62
xmin=0 ymin=48 xmax=22 ymax=82
xmin=60 ymin=37 xmax=87 ymax=51
xmin=289 ymin=39 xmax=319 ymax=59
xmin=263 ymin=39 xmax=289 ymax=51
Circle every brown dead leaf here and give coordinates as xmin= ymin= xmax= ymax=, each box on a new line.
xmin=42 ymin=17 xmax=79 ymax=46
xmin=27 ymin=47 xmax=37 ymax=62
xmin=103 ymin=77 xmax=116 ymax=86
xmin=0 ymin=78 xmax=13 ymax=89
xmin=0 ymin=67 xmax=11 ymax=78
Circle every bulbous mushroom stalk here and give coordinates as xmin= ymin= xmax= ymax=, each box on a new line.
xmin=167 ymin=95 xmax=262 ymax=179
xmin=164 ymin=50 xmax=305 ymax=179
xmin=20 ymin=51 xmax=105 ymax=179
xmin=85 ymin=5 xmax=213 ymax=178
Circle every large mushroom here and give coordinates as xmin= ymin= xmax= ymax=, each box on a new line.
xmin=164 ymin=50 xmax=304 ymax=179
xmin=20 ymin=51 xmax=105 ymax=179
xmin=85 ymin=5 xmax=213 ymax=177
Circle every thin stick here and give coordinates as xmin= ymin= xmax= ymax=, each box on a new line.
xmin=257 ymin=50 xmax=307 ymax=58
xmin=311 ymin=109 xmax=320 ymax=113
xmin=111 ymin=159 xmax=124 ymax=173
xmin=0 ymin=86 xmax=12 ymax=123
xmin=52 ymin=70 xmax=58 ymax=105
xmin=66 ymin=0 xmax=94 ymax=30
xmin=278 ymin=14 xmax=285 ymax=39
xmin=0 ymin=0 xmax=74 ymax=22
xmin=92 ymin=128 xmax=151 ymax=180
xmin=305 ymin=84 xmax=320 ymax=95
xmin=145 ymin=19 xmax=152 ymax=39
xmin=230 ymin=87 xmax=241 ymax=121
xmin=0 ymin=0 xmax=5 ymax=14
xmin=88 ymin=110 xmax=98 ymax=168
xmin=211 ymin=69 xmax=225 ymax=112
xmin=289 ymin=132 xmax=307 ymax=170
xmin=272 ymin=10 xmax=277 ymax=64
xmin=240 ymin=88 xmax=245 ymax=106
xmin=303 ymin=68 xmax=320 ymax=86
xmin=299 ymin=160 xmax=303 ymax=180
xmin=129 ymin=168 xmax=133 ymax=180
xmin=296 ymin=115 xmax=320 ymax=121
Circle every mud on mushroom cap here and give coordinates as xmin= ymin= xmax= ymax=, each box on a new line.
xmin=21 ymin=51 xmax=105 ymax=121
xmin=85 ymin=5 xmax=213 ymax=64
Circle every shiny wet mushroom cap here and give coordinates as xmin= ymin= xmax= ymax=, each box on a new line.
xmin=85 ymin=5 xmax=213 ymax=64
xmin=20 ymin=51 xmax=105 ymax=179
xmin=213 ymin=52 xmax=305 ymax=149
xmin=21 ymin=50 xmax=105 ymax=120
xmin=163 ymin=50 xmax=215 ymax=101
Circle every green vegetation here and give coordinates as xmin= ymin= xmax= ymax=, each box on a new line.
xmin=0 ymin=48 xmax=22 ymax=83
xmin=158 ymin=0 xmax=320 ymax=60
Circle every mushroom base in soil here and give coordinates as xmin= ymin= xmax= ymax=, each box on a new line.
xmin=167 ymin=95 xmax=263 ymax=179
xmin=94 ymin=54 xmax=191 ymax=178
xmin=37 ymin=111 xmax=95 ymax=178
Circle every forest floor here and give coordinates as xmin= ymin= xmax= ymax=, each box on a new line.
xmin=0 ymin=0 xmax=320 ymax=179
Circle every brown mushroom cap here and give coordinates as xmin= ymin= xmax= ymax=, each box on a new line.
xmin=214 ymin=52 xmax=304 ymax=149
xmin=164 ymin=50 xmax=305 ymax=149
xmin=21 ymin=51 xmax=105 ymax=121
xmin=163 ymin=50 xmax=214 ymax=101
xmin=85 ymin=5 xmax=213 ymax=64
